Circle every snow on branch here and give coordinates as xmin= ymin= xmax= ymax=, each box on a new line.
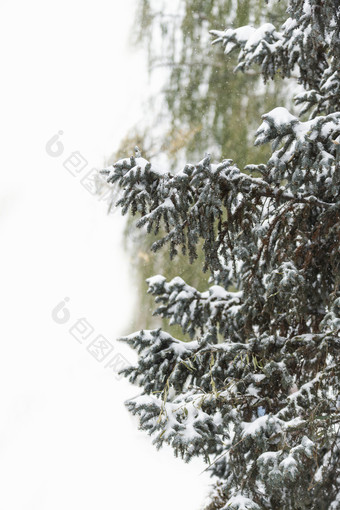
xmin=147 ymin=274 xmax=243 ymax=339
xmin=211 ymin=0 xmax=340 ymax=117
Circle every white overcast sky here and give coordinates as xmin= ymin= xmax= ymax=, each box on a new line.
xmin=0 ymin=1 xmax=210 ymax=509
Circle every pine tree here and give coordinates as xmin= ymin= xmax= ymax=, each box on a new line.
xmin=102 ymin=1 xmax=340 ymax=508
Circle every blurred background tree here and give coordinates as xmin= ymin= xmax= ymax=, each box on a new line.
xmin=103 ymin=0 xmax=289 ymax=335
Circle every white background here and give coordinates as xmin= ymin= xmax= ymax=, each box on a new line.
xmin=0 ymin=1 xmax=210 ymax=508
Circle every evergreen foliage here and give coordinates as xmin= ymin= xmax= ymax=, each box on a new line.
xmin=102 ymin=1 xmax=340 ymax=508
xmin=110 ymin=0 xmax=288 ymax=334
xmin=132 ymin=0 xmax=287 ymax=167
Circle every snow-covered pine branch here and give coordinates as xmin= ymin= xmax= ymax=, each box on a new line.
xmin=211 ymin=0 xmax=340 ymax=118
xmin=146 ymin=274 xmax=243 ymax=339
